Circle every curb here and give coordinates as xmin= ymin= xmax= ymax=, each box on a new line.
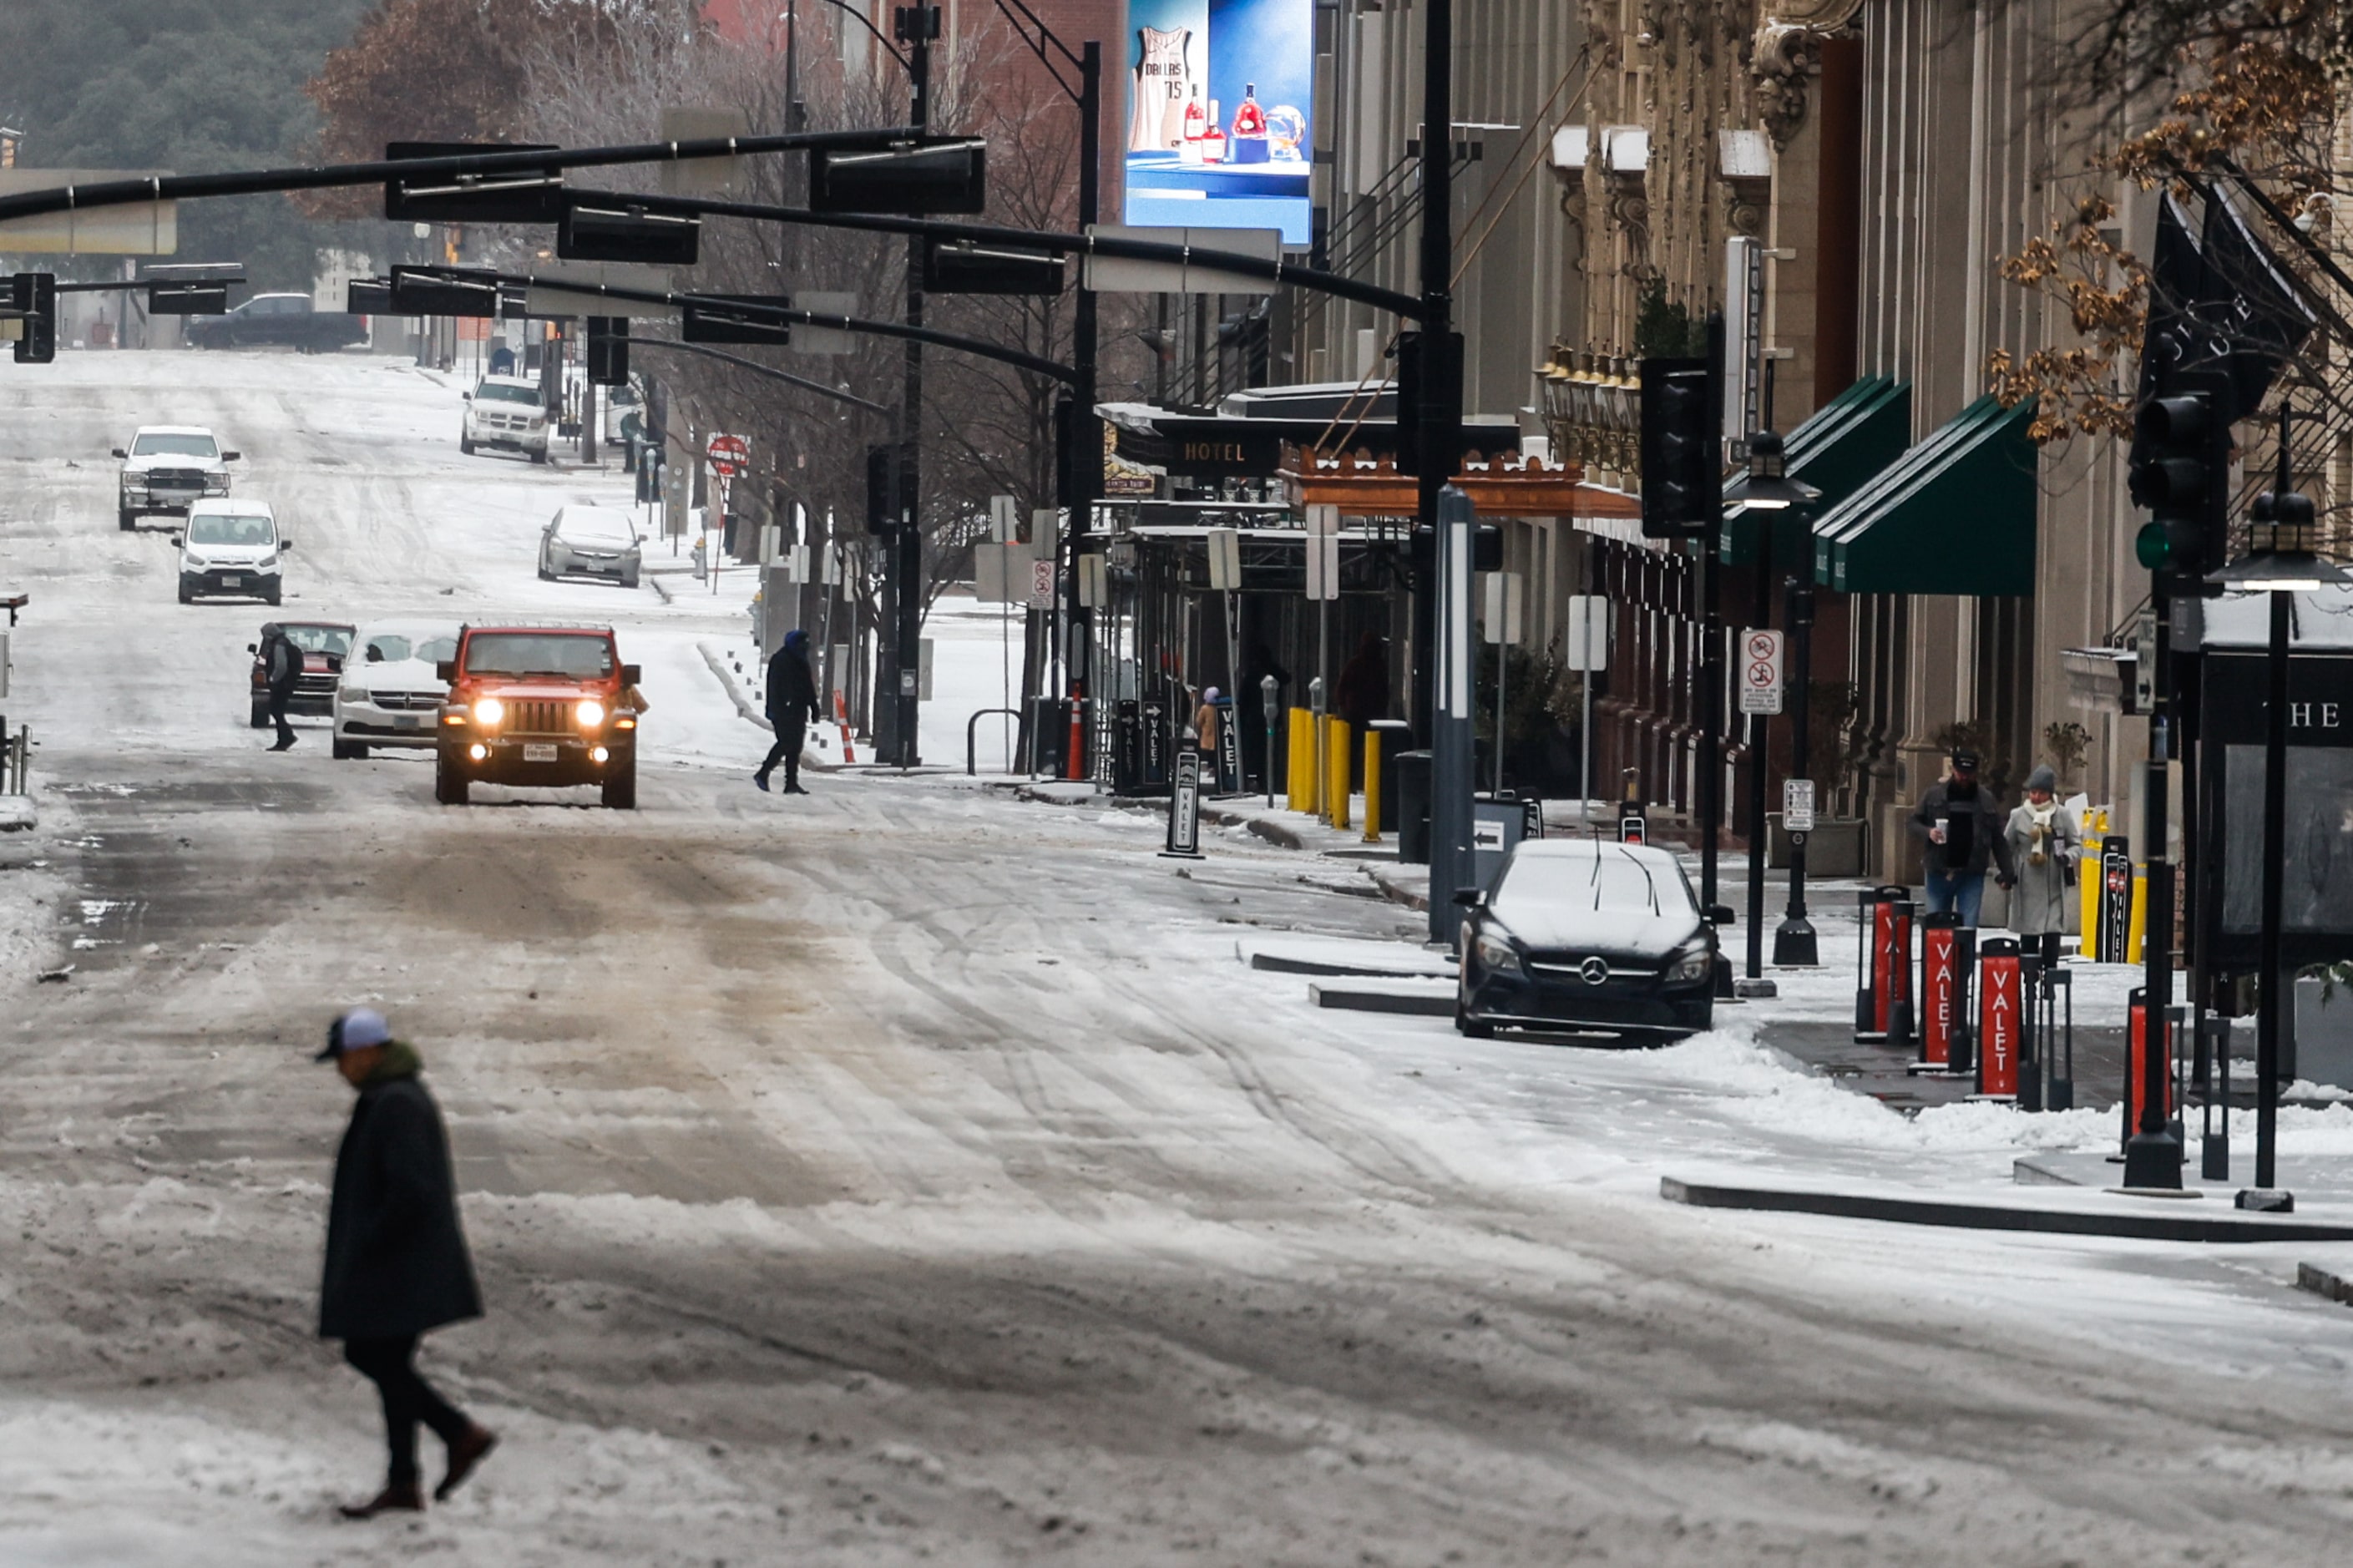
xmin=1309 ymin=979 xmax=1455 ymax=1016
xmin=698 ymin=642 xmax=772 ymax=733
xmin=1660 ymin=1176 xmax=2353 ymax=1244
xmin=2299 ymin=1262 xmax=2353 ymax=1304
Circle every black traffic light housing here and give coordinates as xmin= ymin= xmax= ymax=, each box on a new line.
xmin=12 ymin=272 xmax=56 ymax=363
xmin=383 ymin=141 xmax=565 ymax=223
xmin=922 ymin=240 xmax=1063 ymax=296
xmin=586 ymin=316 xmax=629 ymax=385
xmin=2131 ymin=391 xmax=2227 ymax=590
xmin=681 ymin=294 xmax=792 ymax=347
xmin=1394 ymin=329 xmax=1465 ymax=478
xmin=1637 ymin=354 xmax=1718 ymax=539
xmin=559 ymin=200 xmax=701 ymax=266
xmin=389 ymin=266 xmax=500 ymax=317
xmin=809 ymin=137 xmax=986 ymax=215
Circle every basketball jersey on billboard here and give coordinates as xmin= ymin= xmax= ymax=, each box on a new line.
xmin=1130 ymin=27 xmax=1194 ymax=153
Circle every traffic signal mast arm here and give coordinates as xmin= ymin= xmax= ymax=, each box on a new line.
xmin=600 ymin=190 xmax=1425 ymax=323
xmin=0 ymin=131 xmax=916 ymax=229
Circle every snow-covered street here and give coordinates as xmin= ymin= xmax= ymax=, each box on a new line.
xmin=8 ymin=352 xmax=2353 ymax=1565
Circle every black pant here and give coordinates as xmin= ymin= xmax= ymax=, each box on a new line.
xmin=758 ymin=715 xmax=808 ymax=786
xmin=268 ymin=685 xmax=296 ymax=746
xmin=345 ymin=1335 xmax=470 ymax=1490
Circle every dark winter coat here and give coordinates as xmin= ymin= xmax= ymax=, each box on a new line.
xmin=319 ymin=1044 xmax=483 ymax=1342
xmin=765 ymin=645 xmax=819 ymax=725
xmin=1907 ymin=780 xmax=2017 ymax=882
xmin=263 ymin=635 xmax=302 ymax=694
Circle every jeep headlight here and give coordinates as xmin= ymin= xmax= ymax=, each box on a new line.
xmin=574 ymin=698 xmax=605 ymax=727
xmin=1665 ymin=946 xmax=1713 ymax=984
xmin=1472 ymin=928 xmax=1521 ymax=975
xmin=472 ymin=696 xmax=505 ymax=726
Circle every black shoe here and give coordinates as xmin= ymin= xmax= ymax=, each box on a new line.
xmin=270 ymin=736 xmax=297 ymax=752
xmin=784 ymin=782 xmax=809 ymax=795
xmin=339 ymin=1481 xmax=423 ymax=1519
xmin=435 ymin=1424 xmax=498 ymax=1501
xmin=751 ymin=773 xmax=771 ymax=792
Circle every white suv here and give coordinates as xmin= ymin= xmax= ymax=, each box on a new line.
xmin=174 ymin=498 xmax=286 ymax=604
xmin=116 ymin=426 xmax=237 ymax=531
xmin=461 ymin=377 xmax=549 ymax=463
xmin=332 ymin=620 xmax=461 ymax=760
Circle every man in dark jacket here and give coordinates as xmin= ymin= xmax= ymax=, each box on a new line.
xmin=261 ymin=625 xmax=302 ymax=751
xmin=1906 ymin=749 xmax=2016 ymax=928
xmin=754 ymin=627 xmax=820 ymax=794
xmin=318 ymin=1007 xmax=494 ymax=1519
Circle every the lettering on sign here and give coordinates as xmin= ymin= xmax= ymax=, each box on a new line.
xmin=2291 ymin=702 xmax=2343 ymax=729
xmin=1181 ymin=441 xmax=1248 ymax=463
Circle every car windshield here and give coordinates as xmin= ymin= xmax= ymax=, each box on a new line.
xmin=281 ymin=625 xmax=354 ymax=657
xmin=1494 ymin=849 xmax=1694 ymax=919
xmin=463 ymin=633 xmax=615 ymax=679
xmin=559 ymin=511 xmax=633 ymax=542
xmin=187 ymin=513 xmax=272 ymax=547
xmin=477 ymin=383 xmax=541 ymax=406
xmin=364 ymin=631 xmax=459 ymax=666
xmin=131 ymin=432 xmax=218 ymax=458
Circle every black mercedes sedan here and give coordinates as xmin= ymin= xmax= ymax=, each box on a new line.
xmin=1455 ymin=838 xmax=1729 ymax=1041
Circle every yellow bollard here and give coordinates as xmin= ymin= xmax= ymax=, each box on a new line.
xmin=1326 ymin=717 xmax=1352 ymax=830
xmin=1287 ymin=707 xmax=1315 ymax=812
xmin=1362 ymin=731 xmax=1383 ymax=842
xmin=2125 ymin=861 xmax=2148 ymax=965
xmin=2078 ymin=830 xmax=2103 ymax=958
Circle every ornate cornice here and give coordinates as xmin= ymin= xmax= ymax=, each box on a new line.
xmin=1751 ymin=1 xmax=1866 ymax=149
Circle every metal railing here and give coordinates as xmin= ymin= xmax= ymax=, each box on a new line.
xmin=966 ymin=707 xmax=1020 ymax=776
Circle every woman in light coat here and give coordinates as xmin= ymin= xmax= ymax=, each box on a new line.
xmin=2003 ymin=765 xmax=2080 ymax=964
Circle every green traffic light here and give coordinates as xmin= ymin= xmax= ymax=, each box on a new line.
xmin=2135 ymin=520 xmax=2171 ymax=570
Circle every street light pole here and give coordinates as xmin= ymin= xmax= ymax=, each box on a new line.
xmin=1743 ymin=528 xmax=1774 ymax=989
xmin=1773 ymin=572 xmax=1819 ymax=964
xmin=881 ymin=3 xmax=938 ymax=768
xmin=1419 ymin=0 xmax=1472 ymax=944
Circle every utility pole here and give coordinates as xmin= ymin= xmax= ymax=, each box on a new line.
xmin=880 ymin=3 xmax=938 ymax=767
xmin=1420 ymin=0 xmax=1473 ymax=941
xmin=1063 ymin=40 xmax=1102 ymax=768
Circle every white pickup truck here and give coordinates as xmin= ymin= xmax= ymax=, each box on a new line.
xmin=115 ymin=425 xmax=239 ymax=532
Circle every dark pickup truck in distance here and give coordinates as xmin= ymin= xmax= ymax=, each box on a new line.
xmin=185 ymin=293 xmax=368 ymax=353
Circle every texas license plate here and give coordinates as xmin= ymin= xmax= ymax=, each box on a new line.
xmin=220 ymin=575 xmax=240 ymax=587
xmin=524 ymin=743 xmax=559 ymax=762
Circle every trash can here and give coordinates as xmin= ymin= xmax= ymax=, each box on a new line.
xmin=1030 ymin=695 xmax=1069 ymax=776
xmin=1396 ymin=749 xmax=1433 ymax=865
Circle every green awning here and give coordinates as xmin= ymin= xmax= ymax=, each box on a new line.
xmin=1718 ymin=376 xmax=1912 ymax=565
xmin=1810 ymin=395 xmax=2037 ymax=595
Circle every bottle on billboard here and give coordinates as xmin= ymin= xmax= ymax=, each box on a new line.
xmin=1201 ymin=100 xmax=1226 ymax=164
xmin=1230 ymin=83 xmax=1269 ymax=164
xmin=1182 ymin=88 xmax=1207 ymax=165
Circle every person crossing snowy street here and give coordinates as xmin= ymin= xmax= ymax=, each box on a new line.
xmin=316 ymin=1008 xmax=495 ymax=1519
xmin=261 ymin=625 xmax=302 ymax=751
xmin=753 ymin=629 xmax=819 ymax=794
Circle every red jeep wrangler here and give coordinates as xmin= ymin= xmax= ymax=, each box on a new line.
xmin=434 ymin=625 xmax=640 ymax=808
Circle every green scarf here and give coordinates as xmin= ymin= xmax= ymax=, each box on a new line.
xmin=360 ymin=1039 xmax=423 ymax=1087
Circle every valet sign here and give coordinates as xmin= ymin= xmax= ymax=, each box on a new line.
xmin=1738 ymin=630 xmax=1784 ymax=715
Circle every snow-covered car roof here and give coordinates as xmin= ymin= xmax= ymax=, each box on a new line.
xmin=187 ymin=498 xmax=272 ymax=518
xmin=131 ymin=425 xmax=220 ymax=438
xmin=1509 ymin=837 xmax=1682 ymax=871
xmin=474 ymin=376 xmax=540 ymax=392
xmin=552 ymin=504 xmax=636 ymax=539
xmin=354 ymin=618 xmax=462 ymax=642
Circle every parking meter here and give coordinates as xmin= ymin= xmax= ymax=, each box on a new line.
xmin=1260 ymin=675 xmax=1279 ymax=807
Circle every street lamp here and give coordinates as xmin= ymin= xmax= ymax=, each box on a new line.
xmin=1734 ymin=427 xmax=1819 ymax=996
xmin=2209 ymin=486 xmax=2349 ymax=1213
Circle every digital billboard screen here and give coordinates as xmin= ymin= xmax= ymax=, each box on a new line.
xmin=1124 ymin=0 xmax=1313 ymax=244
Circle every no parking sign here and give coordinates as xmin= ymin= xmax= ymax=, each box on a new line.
xmin=1738 ymin=630 xmax=1784 ymax=715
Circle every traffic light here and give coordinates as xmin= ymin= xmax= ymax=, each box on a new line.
xmin=681 ymin=294 xmax=792 ymax=347
xmin=2130 ymin=392 xmax=2225 ymax=585
xmin=12 ymin=272 xmax=54 ymax=364
xmin=808 ymin=137 xmax=986 ymax=215
xmin=560 ymin=200 xmax=701 ymax=266
xmin=1394 ymin=329 xmax=1464 ymax=478
xmin=922 ymin=239 xmax=1063 ymax=296
xmin=1637 ymin=354 xmax=1716 ymax=538
xmin=866 ymin=442 xmax=905 ymax=534
xmin=585 ymin=316 xmax=629 ymax=385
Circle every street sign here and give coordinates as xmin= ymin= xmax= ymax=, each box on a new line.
xmin=1083 ymin=225 xmax=1281 ymax=296
xmin=1563 ymin=595 xmax=1612 ymax=671
xmin=989 ymin=493 xmax=1018 ymax=543
xmin=1304 ymin=503 xmax=1340 ymax=601
xmin=1738 ymin=629 xmax=1785 ymax=715
xmin=706 ymin=433 xmax=748 ymax=477
xmin=1028 ymin=558 xmax=1056 ymax=608
xmin=1784 ymin=777 xmax=1816 ymax=833
xmin=1207 ymin=528 xmax=1242 ymax=592
xmin=1481 ymin=573 xmax=1524 ymax=645
xmin=974 ymin=544 xmax=1008 ymax=603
